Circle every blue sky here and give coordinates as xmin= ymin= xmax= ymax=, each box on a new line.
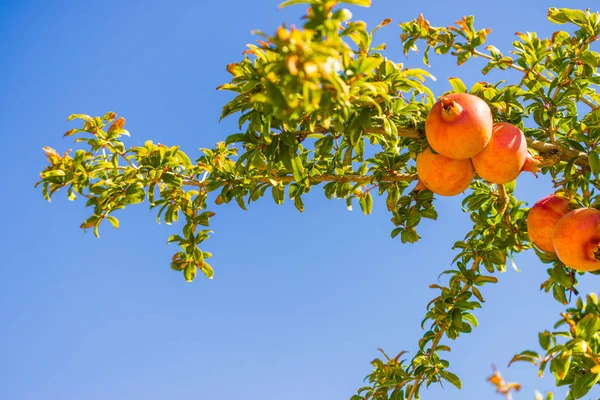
xmin=0 ymin=1 xmax=598 ymax=399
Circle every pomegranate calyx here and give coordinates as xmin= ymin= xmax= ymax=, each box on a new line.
xmin=522 ymin=152 xmax=542 ymax=176
xmin=440 ymin=97 xmax=463 ymax=122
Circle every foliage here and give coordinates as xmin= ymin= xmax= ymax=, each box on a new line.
xmin=36 ymin=1 xmax=600 ymax=398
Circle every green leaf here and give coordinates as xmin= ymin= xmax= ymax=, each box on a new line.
xmin=463 ymin=313 xmax=478 ymax=328
xmin=448 ymin=77 xmax=467 ymax=93
xmin=580 ymin=51 xmax=600 ymax=68
xmin=271 ymin=186 xmax=284 ymax=205
xmin=341 ymin=0 xmax=371 ymax=5
xmin=508 ymin=350 xmax=540 ymax=367
xmin=359 ymin=192 xmax=373 ymax=215
xmin=353 ymin=57 xmax=383 ymax=75
xmin=550 ymin=352 xmax=571 ymax=380
xmin=575 ymin=314 xmax=600 ymax=340
xmin=552 ymin=284 xmax=569 ymax=304
xmin=291 ymin=156 xmax=305 ymax=183
xmin=451 ymin=308 xmax=463 ymax=328
xmin=201 ymin=262 xmax=214 ymax=279
xmin=539 ymin=331 xmax=552 ymax=351
xmin=589 ymin=151 xmax=600 ymax=177
xmin=106 ymin=216 xmax=119 ymax=229
xmin=439 ymin=370 xmax=462 ymax=389
xmin=68 ymin=114 xmax=91 ymax=121
xmin=569 ymin=372 xmax=600 ymax=399
xmin=547 ymin=8 xmax=588 ymax=26
xmin=184 ymin=263 xmax=196 ymax=282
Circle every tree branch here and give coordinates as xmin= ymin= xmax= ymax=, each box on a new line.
xmin=497 ymin=184 xmax=509 ymax=214
xmin=527 ymin=138 xmax=589 ymax=168
xmin=292 ymin=126 xmax=423 ymax=139
xmin=184 ymin=173 xmax=418 ymax=188
xmin=405 ymin=258 xmax=482 ymax=400
xmin=467 ymin=48 xmax=597 ymax=110
xmin=294 ymin=126 xmax=588 ymax=168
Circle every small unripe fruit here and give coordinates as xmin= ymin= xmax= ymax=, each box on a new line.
xmin=425 ymin=93 xmax=493 ymax=160
xmin=527 ymin=194 xmax=571 ymax=253
xmin=553 ymin=208 xmax=600 ymax=272
xmin=416 ymin=147 xmax=474 ymax=196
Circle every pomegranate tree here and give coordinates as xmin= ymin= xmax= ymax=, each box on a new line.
xmin=35 ymin=2 xmax=600 ymax=400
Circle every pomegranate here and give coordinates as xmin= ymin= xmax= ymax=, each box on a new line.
xmin=527 ymin=194 xmax=571 ymax=253
xmin=471 ymin=123 xmax=528 ymax=184
xmin=425 ymin=93 xmax=493 ymax=160
xmin=553 ymin=208 xmax=600 ymax=272
xmin=416 ymin=147 xmax=474 ymax=196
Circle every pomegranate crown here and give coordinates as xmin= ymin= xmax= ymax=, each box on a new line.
xmin=439 ymin=97 xmax=463 ymax=122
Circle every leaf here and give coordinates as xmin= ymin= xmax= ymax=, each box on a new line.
xmin=439 ymin=370 xmax=462 ymax=389
xmin=353 ymin=57 xmax=383 ymax=75
xmin=547 ymin=8 xmax=588 ymax=26
xmin=184 ymin=263 xmax=196 ymax=282
xmin=201 ymin=262 xmax=214 ymax=279
xmin=359 ymin=192 xmax=373 ymax=215
xmin=463 ymin=313 xmax=478 ymax=328
xmin=539 ymin=331 xmax=552 ymax=351
xmin=552 ymin=284 xmax=569 ymax=305
xmin=451 ymin=308 xmax=463 ymax=328
xmin=580 ymin=51 xmax=600 ymax=68
xmin=448 ymin=77 xmax=467 ymax=93
xmin=341 ymin=0 xmax=371 ymax=5
xmin=291 ymin=156 xmax=305 ymax=183
xmin=589 ymin=151 xmax=600 ymax=178
xmin=575 ymin=314 xmax=600 ymax=340
xmin=550 ymin=352 xmax=571 ymax=380
xmin=569 ymin=372 xmax=600 ymax=399
xmin=68 ymin=114 xmax=91 ymax=121
xmin=271 ymin=186 xmax=284 ymax=205
xmin=106 ymin=216 xmax=119 ymax=229
xmin=508 ymin=350 xmax=540 ymax=367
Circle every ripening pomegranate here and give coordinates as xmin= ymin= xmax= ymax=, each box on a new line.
xmin=471 ymin=123 xmax=541 ymax=184
xmin=553 ymin=208 xmax=600 ymax=272
xmin=527 ymin=194 xmax=571 ymax=253
xmin=471 ymin=123 xmax=527 ymax=184
xmin=425 ymin=93 xmax=493 ymax=160
xmin=416 ymin=147 xmax=474 ymax=196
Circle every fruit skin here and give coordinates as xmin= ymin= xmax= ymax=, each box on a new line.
xmin=527 ymin=194 xmax=571 ymax=253
xmin=553 ymin=208 xmax=600 ymax=272
xmin=425 ymin=93 xmax=493 ymax=160
xmin=416 ymin=147 xmax=474 ymax=196
xmin=471 ymin=122 xmax=528 ymax=184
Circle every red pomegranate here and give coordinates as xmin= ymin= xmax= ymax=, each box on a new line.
xmin=527 ymin=194 xmax=571 ymax=253
xmin=425 ymin=93 xmax=493 ymax=160
xmin=416 ymin=147 xmax=474 ymax=196
xmin=553 ymin=208 xmax=600 ymax=272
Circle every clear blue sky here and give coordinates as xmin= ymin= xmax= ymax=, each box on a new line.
xmin=1 ymin=1 xmax=598 ymax=399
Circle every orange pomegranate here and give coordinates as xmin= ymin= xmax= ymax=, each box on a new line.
xmin=471 ymin=123 xmax=528 ymax=184
xmin=416 ymin=147 xmax=474 ymax=196
xmin=527 ymin=194 xmax=571 ymax=253
xmin=553 ymin=208 xmax=600 ymax=272
xmin=425 ymin=93 xmax=493 ymax=160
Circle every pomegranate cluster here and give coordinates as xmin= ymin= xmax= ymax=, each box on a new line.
xmin=416 ymin=93 xmax=540 ymax=196
xmin=528 ymin=195 xmax=600 ymax=272
xmin=416 ymin=93 xmax=599 ymax=272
